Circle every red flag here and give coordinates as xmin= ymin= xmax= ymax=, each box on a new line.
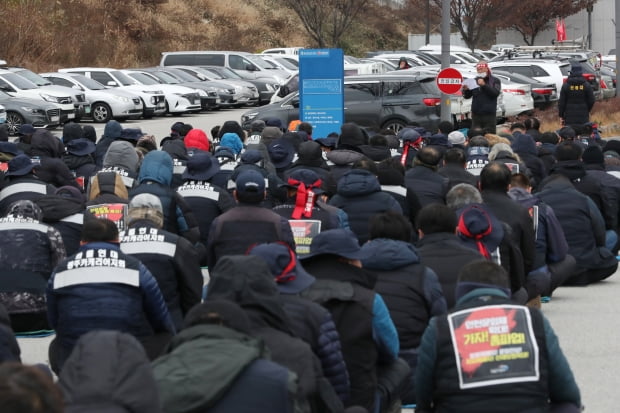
xmin=556 ymin=18 xmax=567 ymax=42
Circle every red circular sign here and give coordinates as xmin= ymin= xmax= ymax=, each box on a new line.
xmin=436 ymin=68 xmax=463 ymax=95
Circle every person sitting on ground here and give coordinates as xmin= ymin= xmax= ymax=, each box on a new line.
xmin=360 ymin=211 xmax=446 ymax=405
xmin=415 ymin=260 xmax=582 ymax=413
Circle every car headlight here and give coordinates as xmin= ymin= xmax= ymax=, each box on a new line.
xmin=40 ymin=93 xmax=60 ymax=103
xmin=21 ymin=106 xmax=45 ymax=114
xmin=111 ymin=95 xmax=131 ymax=103
xmin=196 ymin=89 xmax=208 ymax=97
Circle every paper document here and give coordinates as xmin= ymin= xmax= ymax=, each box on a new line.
xmin=463 ymin=78 xmax=479 ymax=89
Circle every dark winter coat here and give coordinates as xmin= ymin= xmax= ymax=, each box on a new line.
xmin=152 ymin=324 xmax=294 ymax=413
xmin=120 ymin=220 xmax=203 ymax=330
xmin=558 ymin=73 xmax=595 ymax=125
xmin=462 ymin=74 xmax=501 ymax=115
xmin=329 ymin=169 xmax=402 ymax=245
xmin=416 ymin=232 xmax=485 ymax=309
xmin=46 ymin=242 xmax=175 ymax=359
xmin=405 ymin=165 xmax=450 ymax=207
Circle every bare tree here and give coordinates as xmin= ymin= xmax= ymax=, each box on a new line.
xmin=508 ymin=0 xmax=595 ymax=45
xmin=278 ymin=0 xmax=370 ymax=48
xmin=431 ymin=0 xmax=513 ymax=51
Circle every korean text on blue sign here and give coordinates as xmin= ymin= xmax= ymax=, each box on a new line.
xmin=299 ymin=49 xmax=344 ymax=139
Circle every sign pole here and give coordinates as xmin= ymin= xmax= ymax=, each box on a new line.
xmin=440 ymin=0 xmax=451 ymax=122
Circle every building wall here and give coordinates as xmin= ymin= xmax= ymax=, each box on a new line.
xmin=495 ymin=0 xmax=615 ymax=54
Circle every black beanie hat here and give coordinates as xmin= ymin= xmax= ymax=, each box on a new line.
xmin=582 ymin=145 xmax=604 ymax=165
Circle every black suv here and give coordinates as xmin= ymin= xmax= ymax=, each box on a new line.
xmin=241 ymin=74 xmax=442 ymax=133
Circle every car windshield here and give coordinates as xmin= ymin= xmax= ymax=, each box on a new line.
xmin=14 ymin=69 xmax=53 ymax=86
xmin=246 ymin=55 xmax=272 ymax=69
xmin=0 ymin=72 xmax=39 ymax=90
xmin=150 ymin=71 xmax=181 ymax=84
xmin=70 ymin=74 xmax=105 ymax=90
xmin=165 ymin=68 xmax=201 ymax=82
xmin=205 ymin=66 xmax=243 ymax=79
xmin=110 ymin=70 xmax=137 ymax=86
xmin=128 ymin=72 xmax=160 ymax=85
xmin=273 ymin=57 xmax=298 ymax=70
xmin=200 ymin=68 xmax=224 ymax=80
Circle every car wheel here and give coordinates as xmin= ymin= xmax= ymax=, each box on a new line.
xmin=91 ymin=103 xmax=112 ymax=123
xmin=6 ymin=111 xmax=24 ymax=136
xmin=382 ymin=119 xmax=407 ymax=134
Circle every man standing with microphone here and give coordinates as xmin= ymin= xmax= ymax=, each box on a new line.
xmin=462 ymin=61 xmax=502 ymax=134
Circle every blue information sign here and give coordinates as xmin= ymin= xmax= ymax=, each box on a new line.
xmin=299 ymin=49 xmax=344 ymax=139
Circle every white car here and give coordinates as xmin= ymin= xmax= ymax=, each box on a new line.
xmin=59 ymin=67 xmax=166 ymax=118
xmin=41 ymin=72 xmax=144 ymax=123
xmin=0 ymin=69 xmax=77 ymax=123
xmin=256 ymin=54 xmax=299 ymax=75
xmin=121 ymin=70 xmax=202 ymax=114
xmin=488 ymin=60 xmax=571 ymax=96
xmin=7 ymin=67 xmax=90 ymax=122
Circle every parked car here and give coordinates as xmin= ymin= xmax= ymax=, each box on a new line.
xmin=488 ymin=59 xmax=571 ymax=97
xmin=200 ymin=65 xmax=279 ymax=105
xmin=160 ymin=51 xmax=290 ymax=85
xmin=6 ymin=67 xmax=90 ymax=122
xmin=168 ymin=65 xmax=259 ymax=107
xmin=0 ymin=69 xmax=76 ymax=123
xmin=241 ymin=73 xmax=445 ymax=133
xmin=0 ymin=104 xmax=6 ymax=124
xmin=121 ymin=69 xmax=202 ymax=114
xmin=138 ymin=67 xmax=219 ymax=111
xmin=40 ymin=72 xmax=144 ymax=123
xmin=58 ymin=67 xmax=166 ymax=118
xmin=0 ymin=89 xmax=61 ymax=135
xmin=256 ymin=55 xmax=299 ymax=75
xmin=153 ymin=67 xmax=237 ymax=109
xmin=492 ymin=70 xmax=558 ymax=109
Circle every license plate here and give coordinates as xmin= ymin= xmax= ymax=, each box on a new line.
xmin=157 ymin=103 xmax=165 ymax=109
xmin=84 ymin=106 xmax=91 ymax=114
xmin=68 ymin=113 xmax=75 ymax=119
xmin=51 ymin=116 xmax=59 ymax=122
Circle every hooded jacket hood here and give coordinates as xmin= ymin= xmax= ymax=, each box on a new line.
xmin=206 ymin=256 xmax=293 ymax=334
xmin=337 ymin=168 xmax=381 ymax=197
xmin=161 ymin=139 xmax=189 ymax=161
xmin=31 ymin=129 xmax=64 ymax=158
xmin=59 ymin=330 xmax=161 ymax=413
xmin=338 ymin=123 xmax=367 ymax=151
xmin=184 ymin=129 xmax=210 ymax=152
xmin=511 ymin=132 xmax=538 ymax=156
xmin=551 ymin=160 xmax=586 ymax=181
xmin=326 ymin=148 xmax=367 ymax=166
xmin=360 ymin=238 xmax=420 ymax=270
xmin=63 ymin=123 xmax=84 ymax=145
xmin=507 ymin=187 xmax=538 ymax=209
xmin=103 ymin=141 xmax=139 ymax=173
xmin=103 ymin=120 xmax=123 ymax=139
xmin=138 ymin=150 xmax=173 ymax=186
xmin=88 ymin=172 xmax=129 ymax=201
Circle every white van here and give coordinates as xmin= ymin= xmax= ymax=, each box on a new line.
xmin=160 ymin=51 xmax=290 ymax=85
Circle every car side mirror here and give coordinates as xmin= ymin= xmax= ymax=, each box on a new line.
xmin=292 ymin=98 xmax=299 ymax=108
xmin=106 ymin=81 xmax=118 ymax=87
xmin=245 ymin=64 xmax=257 ymax=71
